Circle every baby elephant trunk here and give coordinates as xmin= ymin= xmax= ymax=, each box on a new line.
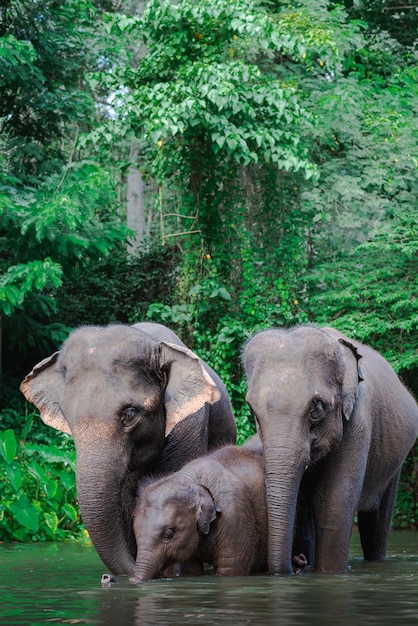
xmin=130 ymin=550 xmax=162 ymax=584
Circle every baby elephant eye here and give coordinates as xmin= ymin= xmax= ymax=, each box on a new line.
xmin=162 ymin=528 xmax=176 ymax=541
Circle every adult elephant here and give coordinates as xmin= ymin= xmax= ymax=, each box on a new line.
xmin=242 ymin=325 xmax=418 ymax=575
xmin=20 ymin=322 xmax=236 ymax=575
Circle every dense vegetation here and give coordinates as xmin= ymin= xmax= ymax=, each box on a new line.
xmin=1 ymin=0 xmax=417 ymax=541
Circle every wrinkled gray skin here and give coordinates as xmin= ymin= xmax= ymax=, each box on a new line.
xmin=20 ymin=322 xmax=236 ymax=576
xmin=242 ymin=326 xmax=418 ymax=575
xmin=130 ymin=434 xmax=267 ymax=582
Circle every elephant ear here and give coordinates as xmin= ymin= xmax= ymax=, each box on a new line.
xmin=337 ymin=337 xmax=364 ymax=421
xmin=19 ymin=352 xmax=72 ymax=435
xmin=196 ymin=484 xmax=221 ymax=535
xmin=160 ymin=341 xmax=221 ymax=437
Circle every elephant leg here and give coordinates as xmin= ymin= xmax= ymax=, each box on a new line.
xmin=214 ymin=544 xmax=251 ymax=576
xmin=358 ymin=468 xmax=401 ymax=561
xmin=312 ymin=477 xmax=360 ymax=572
xmin=314 ymin=517 xmax=354 ymax=573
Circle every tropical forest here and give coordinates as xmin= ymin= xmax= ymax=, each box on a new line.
xmin=1 ymin=0 xmax=417 ymax=542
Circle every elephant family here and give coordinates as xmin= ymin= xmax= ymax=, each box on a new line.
xmin=130 ymin=434 xmax=268 ymax=582
xmin=20 ymin=322 xmax=236 ymax=575
xmin=242 ymin=325 xmax=418 ymax=575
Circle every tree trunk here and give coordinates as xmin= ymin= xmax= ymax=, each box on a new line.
xmin=126 ymin=137 xmax=145 ymax=255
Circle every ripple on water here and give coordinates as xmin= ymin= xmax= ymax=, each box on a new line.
xmin=1 ymin=532 xmax=418 ymax=626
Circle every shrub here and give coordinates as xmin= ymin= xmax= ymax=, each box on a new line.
xmin=0 ymin=412 xmax=86 ymax=542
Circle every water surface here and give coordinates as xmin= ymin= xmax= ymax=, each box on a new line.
xmin=1 ymin=531 xmax=418 ymax=625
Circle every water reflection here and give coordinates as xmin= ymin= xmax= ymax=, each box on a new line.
xmin=1 ymin=532 xmax=418 ymax=626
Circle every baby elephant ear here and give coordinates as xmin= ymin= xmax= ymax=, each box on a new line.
xmin=196 ymin=484 xmax=221 ymax=535
xmin=160 ymin=342 xmax=221 ymax=437
xmin=20 ymin=352 xmax=72 ymax=435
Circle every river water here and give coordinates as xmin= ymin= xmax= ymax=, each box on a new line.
xmin=1 ymin=531 xmax=418 ymax=625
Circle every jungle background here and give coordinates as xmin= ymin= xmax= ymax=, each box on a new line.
xmin=0 ymin=0 xmax=417 ymax=542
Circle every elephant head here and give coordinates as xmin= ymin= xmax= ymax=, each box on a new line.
xmin=242 ymin=326 xmax=363 ymax=575
xmin=130 ymin=475 xmax=219 ymax=583
xmin=20 ymin=323 xmax=229 ymax=576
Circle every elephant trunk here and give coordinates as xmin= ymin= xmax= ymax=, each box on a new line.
xmin=130 ymin=550 xmax=161 ymax=583
xmin=75 ymin=440 xmax=137 ymax=576
xmin=264 ymin=445 xmax=306 ymax=575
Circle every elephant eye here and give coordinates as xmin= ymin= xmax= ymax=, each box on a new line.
xmin=162 ymin=527 xmax=176 ymax=541
xmin=309 ymin=397 xmax=325 ymax=422
xmin=120 ymin=405 xmax=140 ymax=427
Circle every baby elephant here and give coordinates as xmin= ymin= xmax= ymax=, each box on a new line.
xmin=130 ymin=435 xmax=267 ymax=582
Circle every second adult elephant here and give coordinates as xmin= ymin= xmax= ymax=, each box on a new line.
xmin=20 ymin=322 xmax=236 ymax=575
xmin=243 ymin=325 xmax=418 ymax=575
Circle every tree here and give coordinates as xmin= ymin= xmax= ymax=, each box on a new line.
xmin=126 ymin=136 xmax=146 ymax=254
xmin=343 ymin=0 xmax=418 ymax=47
xmin=301 ymin=29 xmax=418 ymax=374
xmin=95 ymin=0 xmax=353 ymax=306
xmin=0 ymin=162 xmax=128 ymax=377
xmin=86 ymin=0 xmax=370 ymax=436
xmin=0 ymin=0 xmax=128 ymax=380
xmin=0 ymin=0 xmax=105 ymax=180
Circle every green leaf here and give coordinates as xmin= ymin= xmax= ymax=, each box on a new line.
xmin=58 ymin=468 xmax=76 ymax=490
xmin=11 ymin=528 xmax=31 ymax=542
xmin=0 ymin=430 xmax=17 ymax=464
xmin=226 ymin=137 xmax=239 ymax=151
xmin=44 ymin=479 xmax=58 ymax=499
xmin=62 ymin=503 xmax=79 ymax=522
xmin=218 ymin=287 xmax=232 ymax=301
xmin=26 ymin=460 xmax=50 ymax=485
xmin=9 ymin=495 xmax=40 ymax=532
xmin=44 ymin=511 xmax=59 ymax=535
xmin=25 ymin=443 xmax=73 ymax=465
xmin=5 ymin=464 xmax=23 ymax=492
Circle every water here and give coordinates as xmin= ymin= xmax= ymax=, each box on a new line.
xmin=1 ymin=531 xmax=418 ymax=626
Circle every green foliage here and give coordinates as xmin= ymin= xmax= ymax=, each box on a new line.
xmin=302 ymin=47 xmax=418 ymax=372
xmin=0 ymin=0 xmax=100 ymax=179
xmin=0 ymin=162 xmax=128 ymax=370
xmin=102 ymin=0 xmax=339 ymax=180
xmin=101 ymin=2 xmax=338 ymax=316
xmin=0 ymin=0 xmax=130 ymax=371
xmin=55 ymin=245 xmax=181 ymax=329
xmin=0 ymin=260 xmax=62 ymax=317
xmin=0 ymin=0 xmax=417 ymax=537
xmin=0 ymin=416 xmax=85 ymax=542
xmin=147 ymin=236 xmax=310 ymax=444
xmin=345 ymin=0 xmax=418 ymax=47
xmin=18 ymin=163 xmax=126 ymax=263
xmin=308 ymin=246 xmax=418 ymax=373
xmin=0 ymin=34 xmax=37 ymax=70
